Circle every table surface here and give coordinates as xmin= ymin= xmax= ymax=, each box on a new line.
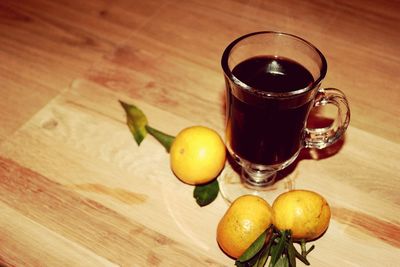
xmin=1 ymin=0 xmax=399 ymax=266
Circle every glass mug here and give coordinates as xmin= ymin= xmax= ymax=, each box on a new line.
xmin=220 ymin=31 xmax=350 ymax=201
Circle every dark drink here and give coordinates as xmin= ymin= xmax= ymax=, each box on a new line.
xmin=226 ymin=55 xmax=315 ymax=165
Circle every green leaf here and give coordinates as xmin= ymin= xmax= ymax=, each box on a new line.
xmin=255 ymin=233 xmax=274 ymax=267
xmin=274 ymin=255 xmax=289 ymax=267
xmin=193 ymin=179 xmax=219 ymax=206
xmin=238 ymin=230 xmax=267 ymax=263
xmin=287 ymin=236 xmax=296 ymax=267
xmin=269 ymin=231 xmax=288 ymax=267
xmin=293 ymin=241 xmax=313 ymax=266
xmin=235 ymin=256 xmax=259 ymax=267
xmin=119 ymin=100 xmax=148 ymax=145
xmin=305 ymin=244 xmax=315 ymax=256
xmin=234 ymin=261 xmax=245 ymax=267
xmin=294 ymin=247 xmax=310 ymax=265
xmin=145 ymin=125 xmax=175 ymax=152
xmin=255 ymin=247 xmax=269 ymax=267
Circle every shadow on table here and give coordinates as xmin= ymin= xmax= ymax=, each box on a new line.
xmin=277 ymin=110 xmax=347 ymax=182
xmin=276 ymin=137 xmax=345 ymax=181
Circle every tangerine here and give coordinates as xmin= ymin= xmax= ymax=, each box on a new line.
xmin=217 ymin=195 xmax=274 ymax=259
xmin=272 ymin=190 xmax=331 ymax=241
xmin=170 ymin=126 xmax=226 ymax=185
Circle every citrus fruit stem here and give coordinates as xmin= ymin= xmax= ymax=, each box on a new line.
xmin=145 ymin=125 xmax=175 ymax=152
xmin=300 ymin=240 xmax=307 ymax=257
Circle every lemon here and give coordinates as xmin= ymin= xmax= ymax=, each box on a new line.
xmin=217 ymin=195 xmax=274 ymax=259
xmin=272 ymin=190 xmax=331 ymax=241
xmin=170 ymin=126 xmax=226 ymax=185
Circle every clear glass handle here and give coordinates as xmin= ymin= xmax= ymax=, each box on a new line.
xmin=304 ymin=88 xmax=350 ymax=149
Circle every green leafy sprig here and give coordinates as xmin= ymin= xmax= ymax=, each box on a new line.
xmin=120 ymin=100 xmax=219 ymax=206
xmin=234 ymin=226 xmax=315 ymax=267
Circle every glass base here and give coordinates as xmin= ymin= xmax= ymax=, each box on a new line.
xmin=218 ymin=162 xmax=295 ymax=204
xmin=241 ymin=166 xmax=277 ymax=187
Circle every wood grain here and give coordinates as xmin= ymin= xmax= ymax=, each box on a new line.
xmin=0 ymin=156 xmax=224 ymax=266
xmin=1 ymin=0 xmax=399 ymax=266
xmin=0 ymin=0 xmax=167 ymax=141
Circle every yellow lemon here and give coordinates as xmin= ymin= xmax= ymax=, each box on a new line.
xmin=217 ymin=195 xmax=274 ymax=259
xmin=170 ymin=126 xmax=226 ymax=185
xmin=272 ymin=190 xmax=331 ymax=241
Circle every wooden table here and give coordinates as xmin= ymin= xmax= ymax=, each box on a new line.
xmin=1 ymin=0 xmax=399 ymax=266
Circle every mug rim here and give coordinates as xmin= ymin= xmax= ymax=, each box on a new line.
xmin=221 ymin=31 xmax=328 ymax=98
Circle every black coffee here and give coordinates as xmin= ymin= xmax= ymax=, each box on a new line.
xmin=226 ymin=55 xmax=315 ymax=165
